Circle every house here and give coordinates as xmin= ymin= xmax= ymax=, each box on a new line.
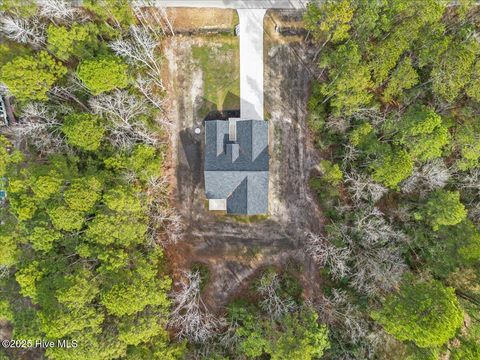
xmin=204 ymin=118 xmax=269 ymax=214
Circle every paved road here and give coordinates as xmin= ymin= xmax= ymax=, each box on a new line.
xmin=136 ymin=0 xmax=308 ymax=9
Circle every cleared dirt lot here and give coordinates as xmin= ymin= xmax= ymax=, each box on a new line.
xmin=162 ymin=10 xmax=323 ymax=312
xmin=164 ymin=8 xmax=238 ymax=31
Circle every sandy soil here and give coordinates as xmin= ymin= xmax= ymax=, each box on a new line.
xmin=162 ymin=10 xmax=323 ymax=312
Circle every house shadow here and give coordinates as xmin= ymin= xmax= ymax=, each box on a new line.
xmin=201 ymin=91 xmax=240 ymax=122
xmin=177 ymin=91 xmax=241 ymax=203
xmin=179 ymin=128 xmax=202 ymax=185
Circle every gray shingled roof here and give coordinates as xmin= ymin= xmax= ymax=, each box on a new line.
xmin=204 ymin=119 xmax=269 ymax=214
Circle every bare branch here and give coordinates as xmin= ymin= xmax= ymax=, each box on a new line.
xmin=325 ymin=114 xmax=350 ymax=134
xmin=350 ymin=108 xmax=387 ymax=127
xmin=307 ymin=207 xmax=408 ymax=296
xmin=135 ymin=75 xmax=165 ymax=108
xmin=344 ymin=170 xmax=388 ymax=205
xmin=48 ymin=85 xmax=89 ymax=111
xmin=0 ymin=15 xmax=45 ymax=46
xmin=341 ymin=144 xmax=361 ymax=168
xmin=37 ymin=0 xmax=77 ymax=20
xmin=348 ymin=208 xmax=409 ymax=295
xmin=169 ymin=271 xmax=224 ymax=343
xmin=401 ymin=159 xmax=450 ymax=195
xmin=89 ymin=90 xmax=160 ymax=149
xmin=7 ymin=102 xmax=66 ymax=154
xmin=109 ymin=26 xmax=163 ymax=80
xmin=256 ymin=271 xmax=296 ymax=319
xmin=457 ymin=168 xmax=480 ymax=193
xmin=304 ymin=231 xmax=351 ymax=280
xmin=316 ymin=289 xmax=369 ymax=345
xmin=0 ymin=83 xmax=10 ymax=97
xmin=148 ymin=175 xmax=184 ymax=244
xmin=457 ymin=168 xmax=480 ymax=222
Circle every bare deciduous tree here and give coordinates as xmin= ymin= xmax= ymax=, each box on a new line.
xmin=350 ymin=246 xmax=406 ymax=296
xmin=350 ymin=108 xmax=387 ymax=127
xmin=0 ymin=15 xmax=45 ymax=46
xmin=316 ymin=289 xmax=369 ymax=345
xmin=305 ymin=231 xmax=351 ymax=280
xmin=256 ymin=271 xmax=296 ymax=319
xmin=348 ymin=208 xmax=408 ymax=295
xmin=353 ymin=207 xmax=407 ymax=244
xmin=135 ymin=75 xmax=166 ymax=111
xmin=0 ymin=266 xmax=10 ymax=280
xmin=341 ymin=144 xmax=361 ymax=168
xmin=37 ymin=0 xmax=77 ymax=20
xmin=344 ymin=170 xmax=388 ymax=205
xmin=109 ymin=25 xmax=172 ymax=137
xmin=151 ymin=206 xmax=183 ymax=243
xmin=134 ymin=75 xmax=174 ymax=135
xmin=457 ymin=168 xmax=480 ymax=222
xmin=7 ymin=102 xmax=66 ymax=154
xmin=109 ymin=26 xmax=164 ymax=88
xmin=90 ymin=89 xmax=145 ymax=123
xmin=457 ymin=168 xmax=480 ymax=194
xmin=401 ymin=159 xmax=450 ymax=195
xmin=325 ymin=114 xmax=350 ymax=134
xmin=133 ymin=4 xmax=172 ymax=37
xmin=170 ymin=271 xmax=224 ymax=343
xmin=48 ymin=85 xmax=89 ymax=112
xmin=316 ymin=288 xmax=385 ymax=359
xmin=307 ymin=207 xmax=408 ymax=296
xmin=147 ymin=176 xmax=184 ymax=244
xmin=89 ymin=90 xmax=159 ymax=149
xmin=0 ymin=83 xmax=10 ymax=96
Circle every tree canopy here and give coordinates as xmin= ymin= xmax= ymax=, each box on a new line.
xmin=419 ymin=190 xmax=467 ymax=231
xmin=304 ymin=0 xmax=480 ymax=358
xmin=395 ymin=106 xmax=450 ymax=162
xmin=0 ymin=51 xmax=66 ymax=101
xmin=47 ymin=22 xmax=100 ymax=61
xmin=62 ymin=113 xmax=106 ymax=151
xmin=0 ymin=3 xmax=179 ymax=358
xmin=372 ymin=278 xmax=464 ymax=348
xmin=230 ymin=299 xmax=330 ymax=359
xmin=77 ymin=55 xmax=129 ymax=94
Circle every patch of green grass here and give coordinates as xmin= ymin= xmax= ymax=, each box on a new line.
xmin=231 ymin=10 xmax=239 ymax=29
xmin=229 ymin=214 xmax=269 ymax=223
xmin=274 ymin=124 xmax=284 ymax=156
xmin=192 ymin=37 xmax=240 ymax=117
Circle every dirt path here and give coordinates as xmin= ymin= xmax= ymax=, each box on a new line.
xmin=163 ymin=21 xmax=323 ymax=312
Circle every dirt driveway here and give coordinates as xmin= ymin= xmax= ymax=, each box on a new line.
xmin=163 ymin=13 xmax=322 ymax=312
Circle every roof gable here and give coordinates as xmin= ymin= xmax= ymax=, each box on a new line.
xmin=205 ymin=120 xmax=268 ymax=171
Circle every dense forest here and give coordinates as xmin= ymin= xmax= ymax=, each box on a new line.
xmin=0 ymin=1 xmax=184 ymax=359
xmin=0 ymin=0 xmax=479 ymax=360
xmin=305 ymin=0 xmax=480 ymax=359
